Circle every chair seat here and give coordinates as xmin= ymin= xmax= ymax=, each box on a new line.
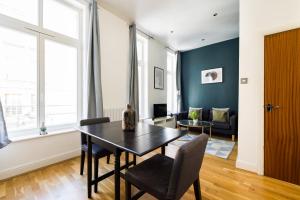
xmin=82 ymin=143 xmax=111 ymax=158
xmin=125 ymin=154 xmax=174 ymax=198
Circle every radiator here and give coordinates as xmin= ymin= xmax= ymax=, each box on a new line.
xmin=103 ymin=108 xmax=123 ymax=121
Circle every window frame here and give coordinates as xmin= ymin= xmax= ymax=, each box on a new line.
xmin=0 ymin=0 xmax=86 ymax=137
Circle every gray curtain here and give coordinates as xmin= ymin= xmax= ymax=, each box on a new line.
xmin=0 ymin=99 xmax=11 ymax=149
xmin=176 ymin=51 xmax=183 ymax=112
xmin=87 ymin=0 xmax=104 ymax=118
xmin=129 ymin=24 xmax=139 ymax=121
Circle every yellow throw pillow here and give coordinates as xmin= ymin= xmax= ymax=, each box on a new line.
xmin=212 ymin=109 xmax=228 ymax=122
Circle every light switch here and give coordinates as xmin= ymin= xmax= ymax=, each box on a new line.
xmin=240 ymin=78 xmax=248 ymax=84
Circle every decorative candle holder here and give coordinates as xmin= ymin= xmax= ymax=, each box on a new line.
xmin=122 ymin=104 xmax=136 ymax=131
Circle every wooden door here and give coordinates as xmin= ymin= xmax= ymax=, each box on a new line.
xmin=264 ymin=28 xmax=300 ymax=185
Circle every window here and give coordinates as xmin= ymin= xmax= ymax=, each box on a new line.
xmin=44 ymin=40 xmax=78 ymax=126
xmin=167 ymin=51 xmax=177 ymax=114
xmin=43 ymin=0 xmax=80 ymax=39
xmin=0 ymin=0 xmax=38 ymax=25
xmin=137 ymin=33 xmax=148 ymax=119
xmin=0 ymin=26 xmax=38 ymax=132
xmin=0 ymin=0 xmax=86 ymax=137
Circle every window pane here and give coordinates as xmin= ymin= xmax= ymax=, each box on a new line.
xmin=137 ymin=40 xmax=143 ymax=62
xmin=0 ymin=0 xmax=38 ymax=25
xmin=167 ymin=52 xmax=177 ymax=113
xmin=0 ymin=26 xmax=37 ymax=131
xmin=43 ymin=0 xmax=79 ymax=38
xmin=167 ymin=54 xmax=172 ymax=72
xmin=167 ymin=74 xmax=172 ymax=113
xmin=173 ymin=71 xmax=177 ymax=112
xmin=45 ymin=40 xmax=77 ymax=126
xmin=138 ymin=65 xmax=143 ymax=118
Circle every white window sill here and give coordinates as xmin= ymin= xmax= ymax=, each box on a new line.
xmin=10 ymin=128 xmax=79 ymax=143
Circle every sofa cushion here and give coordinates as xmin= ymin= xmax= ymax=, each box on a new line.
xmin=188 ymin=107 xmax=202 ymax=120
xmin=212 ymin=108 xmax=230 ymax=122
xmin=202 ymin=109 xmax=210 ymax=121
xmin=212 ymin=122 xmax=231 ymax=130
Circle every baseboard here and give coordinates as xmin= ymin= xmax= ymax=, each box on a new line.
xmin=236 ymin=159 xmax=257 ymax=173
xmin=0 ymin=148 xmax=81 ymax=180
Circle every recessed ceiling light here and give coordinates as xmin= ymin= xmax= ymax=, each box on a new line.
xmin=170 ymin=30 xmax=174 ymax=34
xmin=213 ymin=13 xmax=218 ymax=17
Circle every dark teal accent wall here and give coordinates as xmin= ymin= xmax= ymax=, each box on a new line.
xmin=181 ymin=38 xmax=239 ymax=111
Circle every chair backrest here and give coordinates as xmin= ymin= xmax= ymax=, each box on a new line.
xmin=167 ymin=134 xmax=208 ymax=200
xmin=80 ymin=117 xmax=110 ymax=145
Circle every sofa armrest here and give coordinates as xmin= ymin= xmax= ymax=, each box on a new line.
xmin=230 ymin=114 xmax=237 ymax=131
xmin=171 ymin=111 xmax=188 ymax=121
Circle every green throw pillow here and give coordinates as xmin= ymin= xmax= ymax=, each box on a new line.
xmin=212 ymin=108 xmax=230 ymax=122
xmin=188 ymin=107 xmax=202 ymax=120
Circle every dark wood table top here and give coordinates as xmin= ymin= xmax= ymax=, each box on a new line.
xmin=77 ymin=121 xmax=187 ymax=156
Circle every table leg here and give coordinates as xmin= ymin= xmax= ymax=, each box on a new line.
xmin=125 ymin=151 xmax=129 ymax=169
xmin=161 ymin=145 xmax=166 ymax=155
xmin=87 ymin=135 xmax=92 ymax=198
xmin=210 ymin=126 xmax=212 ymax=140
xmin=114 ymin=149 xmax=121 ymax=200
xmin=133 ymin=154 xmax=137 ymax=166
xmin=202 ymin=126 xmax=204 ymax=134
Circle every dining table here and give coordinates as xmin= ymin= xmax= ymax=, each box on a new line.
xmin=77 ymin=121 xmax=187 ymax=200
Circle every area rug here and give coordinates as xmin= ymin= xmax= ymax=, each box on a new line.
xmin=170 ymin=135 xmax=235 ymax=159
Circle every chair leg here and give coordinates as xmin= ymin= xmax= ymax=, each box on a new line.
xmin=232 ymin=134 xmax=235 ymax=141
xmin=94 ymin=157 xmax=99 ymax=193
xmin=80 ymin=150 xmax=85 ymax=175
xmin=193 ymin=178 xmax=202 ymax=200
xmin=125 ymin=180 xmax=131 ymax=200
xmin=107 ymin=154 xmax=110 ymax=164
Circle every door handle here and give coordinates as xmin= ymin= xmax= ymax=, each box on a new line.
xmin=264 ymin=104 xmax=280 ymax=112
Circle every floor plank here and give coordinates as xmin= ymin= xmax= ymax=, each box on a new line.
xmin=1 ymin=139 xmax=300 ymax=200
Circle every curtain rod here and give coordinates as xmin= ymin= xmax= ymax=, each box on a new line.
xmin=136 ymin=28 xmax=177 ymax=52
xmin=137 ymin=28 xmax=154 ymax=39
xmin=166 ymin=47 xmax=177 ymax=52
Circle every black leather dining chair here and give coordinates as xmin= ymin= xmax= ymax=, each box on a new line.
xmin=124 ymin=134 xmax=208 ymax=200
xmin=80 ymin=117 xmax=113 ymax=193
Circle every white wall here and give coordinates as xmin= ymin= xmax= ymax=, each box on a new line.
xmin=99 ymin=7 xmax=130 ymax=111
xmin=98 ymin=8 xmax=169 ymax=119
xmin=0 ymin=132 xmax=80 ymax=180
xmin=147 ymin=39 xmax=167 ymax=118
xmin=238 ymin=0 xmax=300 ymax=174
xmin=0 ymin=6 xmax=130 ymax=180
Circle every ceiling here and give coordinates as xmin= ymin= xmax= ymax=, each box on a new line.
xmin=98 ymin=0 xmax=239 ymax=51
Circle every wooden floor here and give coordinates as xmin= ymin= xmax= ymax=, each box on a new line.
xmin=1 ymin=140 xmax=300 ymax=200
